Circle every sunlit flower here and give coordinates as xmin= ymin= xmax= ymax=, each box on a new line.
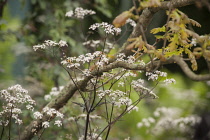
xmin=54 ymin=120 xmax=62 ymax=127
xmin=89 ymin=22 xmax=121 ymax=35
xmin=58 ymin=40 xmax=68 ymax=47
xmin=42 ymin=121 xmax=50 ymax=128
xmin=163 ymin=78 xmax=176 ymax=84
xmin=34 ymin=111 xmax=43 ymax=119
xmin=65 ymin=7 xmax=95 ymax=19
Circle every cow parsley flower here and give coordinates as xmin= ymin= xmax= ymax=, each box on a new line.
xmin=65 ymin=10 xmax=74 ymax=17
xmin=54 ymin=120 xmax=62 ymax=127
xmin=33 ymin=40 xmax=68 ymax=51
xmin=15 ymin=119 xmax=23 ymax=125
xmin=83 ymin=40 xmax=101 ymax=48
xmin=89 ymin=22 xmax=121 ymax=35
xmin=163 ymin=78 xmax=176 ymax=84
xmin=138 ymin=106 xmax=201 ymax=136
xmin=146 ymin=70 xmax=167 ymax=81
xmin=137 ymin=117 xmax=155 ymax=128
xmin=65 ymin=7 xmax=96 ymax=19
xmin=33 ymin=44 xmax=46 ymax=51
xmin=33 ymin=111 xmax=43 ymax=119
xmin=127 ymin=105 xmax=139 ymax=113
xmin=44 ymin=86 xmax=64 ymax=101
xmin=42 ymin=121 xmax=50 ymax=128
xmin=0 ymin=85 xmax=36 ymax=126
xmin=118 ymin=81 xmax=125 ymax=87
xmin=116 ymin=53 xmax=126 ymax=61
xmin=56 ymin=111 xmax=64 ymax=119
xmin=127 ymin=55 xmax=136 ymax=63
xmin=26 ymin=104 xmax=34 ymax=111
xmin=58 ymin=40 xmax=68 ymax=47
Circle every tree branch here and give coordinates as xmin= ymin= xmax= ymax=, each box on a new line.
xmin=172 ymin=55 xmax=210 ymax=81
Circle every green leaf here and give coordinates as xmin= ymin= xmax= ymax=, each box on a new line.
xmin=38 ymin=1 xmax=46 ymax=10
xmin=150 ymin=26 xmax=166 ymax=34
xmin=164 ymin=49 xmax=183 ymax=58
xmin=154 ymin=35 xmax=165 ymax=39
xmin=168 ymin=33 xmax=179 ymax=51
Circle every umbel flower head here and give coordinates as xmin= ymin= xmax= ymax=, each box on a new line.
xmin=65 ymin=7 xmax=96 ymax=19
xmin=0 ymin=85 xmax=36 ymax=126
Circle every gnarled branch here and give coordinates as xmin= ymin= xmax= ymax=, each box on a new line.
xmin=172 ymin=55 xmax=210 ymax=81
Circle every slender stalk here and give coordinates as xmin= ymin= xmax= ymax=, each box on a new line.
xmin=84 ymin=113 xmax=90 ymax=139
xmin=89 ymin=78 xmax=98 ymax=112
xmin=18 ymin=124 xmax=20 ymax=140
xmin=8 ymin=107 xmax=13 ymax=140
xmin=105 ymin=104 xmax=114 ymax=140
xmin=38 ymin=129 xmax=45 ymax=140
xmin=0 ymin=125 xmax=4 ymax=140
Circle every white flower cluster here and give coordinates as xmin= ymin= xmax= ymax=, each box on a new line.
xmin=137 ymin=107 xmax=201 ymax=135
xmin=65 ymin=7 xmax=96 ymax=19
xmin=43 ymin=107 xmax=64 ymax=118
xmin=89 ymin=22 xmax=121 ymax=35
xmin=34 ymin=107 xmax=64 ymax=128
xmin=0 ymin=85 xmax=36 ymax=126
xmin=61 ymin=51 xmax=109 ymax=70
xmin=126 ymin=18 xmax=137 ymax=27
xmin=33 ymin=111 xmax=43 ymax=119
xmin=116 ymin=53 xmax=146 ymax=66
xmin=153 ymin=107 xmax=181 ymax=118
xmin=34 ymin=108 xmax=63 ymax=119
xmin=116 ymin=53 xmax=126 ymax=61
xmin=118 ymin=81 xmax=125 ymax=87
xmin=127 ymin=105 xmax=139 ymax=113
xmin=153 ymin=115 xmax=201 ymax=135
xmin=44 ymin=86 xmax=64 ymax=101
xmin=83 ymin=40 xmax=114 ymax=52
xmin=97 ymin=90 xmax=111 ymax=99
xmin=163 ymin=78 xmax=176 ymax=84
xmin=78 ymin=133 xmax=102 ymax=140
xmin=131 ymin=79 xmax=158 ymax=99
xmin=137 ymin=117 xmax=155 ymax=128
xmin=99 ymin=72 xmax=115 ymax=80
xmin=42 ymin=121 xmax=50 ymax=128
xmin=33 ymin=40 xmax=68 ymax=51
xmin=146 ymin=70 xmax=167 ymax=81
xmin=97 ymin=89 xmax=137 ymax=110
xmin=83 ymin=40 xmax=101 ymax=48
xmin=127 ymin=55 xmax=136 ymax=63
xmin=115 ymin=70 xmax=137 ymax=80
